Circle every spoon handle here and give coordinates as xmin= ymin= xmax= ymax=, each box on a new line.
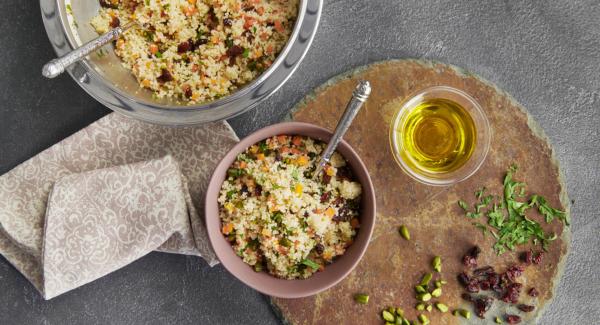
xmin=42 ymin=23 xmax=133 ymax=79
xmin=314 ymin=80 xmax=371 ymax=178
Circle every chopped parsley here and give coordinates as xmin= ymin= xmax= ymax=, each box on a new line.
xmin=458 ymin=165 xmax=568 ymax=255
xmin=301 ymin=258 xmax=320 ymax=270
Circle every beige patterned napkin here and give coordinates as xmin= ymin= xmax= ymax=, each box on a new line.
xmin=0 ymin=113 xmax=238 ymax=299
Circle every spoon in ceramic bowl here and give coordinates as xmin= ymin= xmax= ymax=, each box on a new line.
xmin=313 ymin=80 xmax=371 ymax=179
xmin=42 ymin=22 xmax=136 ymax=79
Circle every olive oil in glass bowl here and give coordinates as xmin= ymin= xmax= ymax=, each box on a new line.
xmin=389 ymin=86 xmax=491 ymax=186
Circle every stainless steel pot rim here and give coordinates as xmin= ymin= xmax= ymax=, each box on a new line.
xmin=40 ymin=0 xmax=322 ymax=125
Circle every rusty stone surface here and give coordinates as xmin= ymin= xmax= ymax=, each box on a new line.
xmin=271 ymin=60 xmax=570 ymax=325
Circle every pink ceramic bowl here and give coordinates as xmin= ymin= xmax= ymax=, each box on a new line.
xmin=205 ymin=122 xmax=376 ymax=298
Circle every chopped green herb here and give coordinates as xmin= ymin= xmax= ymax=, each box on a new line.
xmin=458 ymin=165 xmax=567 ymax=255
xmin=272 ymin=212 xmax=283 ymax=223
xmin=252 ymin=26 xmax=257 ymax=33
xmin=242 ymin=48 xmax=250 ymax=58
xmin=458 ymin=200 xmax=469 ymax=211
xmin=226 ymin=190 xmax=236 ymax=200
xmin=475 ymin=186 xmax=486 ymax=199
xmin=258 ymin=141 xmax=268 ymax=153
xmin=279 ymin=237 xmax=292 ymax=247
xmin=155 ymin=52 xmax=163 ymax=58
xmin=66 ymin=4 xmax=73 ymax=14
xmin=529 ymin=195 xmax=570 ymax=225
xmin=301 ymin=258 xmax=320 ymax=270
xmin=227 ymin=168 xmax=245 ymax=178
xmin=225 ymin=38 xmax=234 ymax=48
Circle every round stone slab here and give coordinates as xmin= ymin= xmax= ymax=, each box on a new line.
xmin=271 ymin=59 xmax=570 ymax=324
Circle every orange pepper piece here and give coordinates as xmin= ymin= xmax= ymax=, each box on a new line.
xmin=222 ymin=223 xmax=234 ymax=235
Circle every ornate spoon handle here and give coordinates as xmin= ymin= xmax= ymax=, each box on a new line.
xmin=313 ymin=80 xmax=371 ymax=178
xmin=42 ymin=23 xmax=133 ymax=79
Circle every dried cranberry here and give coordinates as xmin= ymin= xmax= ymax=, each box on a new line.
xmin=458 ymin=272 xmax=471 ymax=286
xmin=463 ymin=254 xmax=478 ymax=268
xmin=321 ymin=174 xmax=331 ymax=184
xmin=462 ymin=246 xmax=481 ymax=268
xmin=241 ymin=185 xmax=249 ymax=194
xmin=528 ymin=287 xmax=539 ymax=297
xmin=254 ymin=185 xmax=263 ymax=196
xmin=315 ymin=243 xmax=324 ymax=255
xmin=332 ymin=197 xmax=345 ymax=206
xmin=99 ymin=0 xmax=118 ymax=9
xmin=109 ymin=16 xmax=120 ymax=28
xmin=521 ymin=250 xmax=533 ymax=264
xmin=242 ymin=30 xmax=255 ymax=43
xmin=501 ymin=282 xmax=523 ymax=304
xmin=157 ymin=68 xmax=173 ymax=83
xmin=461 ymin=293 xmax=474 ymax=302
xmin=184 ymin=86 xmax=193 ymax=98
xmin=505 ymin=265 xmax=525 ymax=282
xmin=466 ymin=279 xmax=480 ymax=293
xmin=177 ymin=40 xmax=192 ymax=53
xmin=517 ymin=304 xmax=535 ymax=312
xmin=474 ymin=266 xmax=495 ymax=276
xmin=480 ymin=280 xmax=491 ymax=291
xmin=506 ymin=315 xmax=522 ymax=324
xmin=488 ymin=272 xmax=500 ymax=287
xmin=333 ymin=206 xmax=352 ymax=222
xmin=226 ymin=45 xmax=244 ymax=58
xmin=533 ymin=251 xmax=544 ymax=265
xmin=223 ymin=18 xmax=233 ymax=26
xmin=275 ymin=153 xmax=282 ymax=161
xmin=474 ymin=296 xmax=494 ymax=318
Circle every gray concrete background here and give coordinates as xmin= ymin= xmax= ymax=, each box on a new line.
xmin=0 ymin=0 xmax=598 ymax=324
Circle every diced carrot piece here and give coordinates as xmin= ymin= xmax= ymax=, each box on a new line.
xmin=222 ymin=223 xmax=234 ymax=235
xmin=291 ymin=136 xmax=302 ymax=146
xmin=244 ymin=17 xmax=255 ymax=29
xmin=325 ymin=207 xmax=335 ymax=218
xmin=274 ymin=20 xmax=284 ymax=33
xmin=266 ymin=44 xmax=274 ymax=55
xmin=142 ymin=79 xmax=151 ymax=88
xmin=149 ymin=43 xmax=159 ymax=54
xmin=239 ymin=161 xmax=247 ymax=169
xmin=277 ymin=135 xmax=288 ymax=144
xmin=350 ymin=218 xmax=360 ymax=229
xmin=290 ymin=148 xmax=302 ymax=155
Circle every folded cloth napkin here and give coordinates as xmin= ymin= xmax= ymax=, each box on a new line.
xmin=0 ymin=113 xmax=238 ymax=299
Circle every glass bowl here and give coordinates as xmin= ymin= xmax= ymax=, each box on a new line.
xmin=40 ymin=0 xmax=322 ymax=125
xmin=389 ymin=86 xmax=491 ymax=186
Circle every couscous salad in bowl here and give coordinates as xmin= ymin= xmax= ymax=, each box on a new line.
xmin=206 ymin=122 xmax=376 ymax=298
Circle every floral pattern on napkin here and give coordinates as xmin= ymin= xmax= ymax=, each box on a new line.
xmin=0 ymin=113 xmax=238 ymax=299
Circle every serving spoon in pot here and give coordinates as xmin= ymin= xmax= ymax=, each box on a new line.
xmin=42 ymin=22 xmax=136 ymax=79
xmin=313 ymin=80 xmax=371 ymax=179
